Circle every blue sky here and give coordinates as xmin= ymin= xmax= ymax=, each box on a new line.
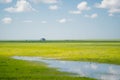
xmin=0 ymin=0 xmax=120 ymax=40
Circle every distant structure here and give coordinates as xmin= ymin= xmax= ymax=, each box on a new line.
xmin=41 ymin=38 xmax=46 ymax=41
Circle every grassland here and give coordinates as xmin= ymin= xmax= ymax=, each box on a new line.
xmin=0 ymin=41 xmax=120 ymax=80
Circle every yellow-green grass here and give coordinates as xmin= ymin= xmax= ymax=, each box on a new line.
xmin=0 ymin=41 xmax=120 ymax=80
xmin=0 ymin=56 xmax=93 ymax=80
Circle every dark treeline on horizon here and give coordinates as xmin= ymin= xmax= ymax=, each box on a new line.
xmin=0 ymin=40 xmax=120 ymax=43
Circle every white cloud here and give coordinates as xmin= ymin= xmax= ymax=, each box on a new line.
xmin=41 ymin=21 xmax=47 ymax=24
xmin=91 ymin=13 xmax=98 ymax=18
xmin=85 ymin=13 xmax=98 ymax=19
xmin=77 ymin=1 xmax=90 ymax=11
xmin=58 ymin=18 xmax=67 ymax=23
xmin=43 ymin=0 xmax=57 ymax=4
xmin=69 ymin=10 xmax=81 ymax=14
xmin=5 ymin=0 xmax=35 ymax=13
xmin=57 ymin=18 xmax=72 ymax=23
xmin=70 ymin=1 xmax=90 ymax=14
xmin=2 ymin=17 xmax=12 ymax=24
xmin=0 ymin=0 xmax=12 ymax=3
xmin=23 ymin=20 xmax=32 ymax=23
xmin=49 ymin=5 xmax=58 ymax=10
xmin=31 ymin=0 xmax=58 ymax=4
xmin=96 ymin=0 xmax=120 ymax=15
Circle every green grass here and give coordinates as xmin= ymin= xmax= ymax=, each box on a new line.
xmin=0 ymin=41 xmax=120 ymax=80
xmin=0 ymin=56 xmax=92 ymax=80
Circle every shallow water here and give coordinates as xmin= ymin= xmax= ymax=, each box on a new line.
xmin=12 ymin=56 xmax=120 ymax=80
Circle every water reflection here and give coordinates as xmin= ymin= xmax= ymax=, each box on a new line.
xmin=12 ymin=56 xmax=120 ymax=80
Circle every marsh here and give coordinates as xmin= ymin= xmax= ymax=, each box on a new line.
xmin=13 ymin=56 xmax=120 ymax=80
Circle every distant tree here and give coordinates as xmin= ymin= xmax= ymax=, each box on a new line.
xmin=41 ymin=38 xmax=46 ymax=41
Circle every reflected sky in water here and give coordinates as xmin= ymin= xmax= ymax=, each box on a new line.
xmin=12 ymin=56 xmax=120 ymax=80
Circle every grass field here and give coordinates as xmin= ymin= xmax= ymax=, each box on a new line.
xmin=0 ymin=41 xmax=120 ymax=80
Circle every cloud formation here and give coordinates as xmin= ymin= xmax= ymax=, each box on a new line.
xmin=96 ymin=0 xmax=120 ymax=16
xmin=69 ymin=11 xmax=81 ymax=14
xmin=5 ymin=0 xmax=35 ymax=13
xmin=49 ymin=5 xmax=59 ymax=10
xmin=85 ymin=13 xmax=98 ymax=19
xmin=0 ymin=0 xmax=12 ymax=3
xmin=70 ymin=1 xmax=90 ymax=14
xmin=31 ymin=0 xmax=58 ymax=4
xmin=2 ymin=17 xmax=12 ymax=24
xmin=77 ymin=1 xmax=90 ymax=11
xmin=58 ymin=18 xmax=67 ymax=23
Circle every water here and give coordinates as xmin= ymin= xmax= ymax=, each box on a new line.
xmin=12 ymin=56 xmax=120 ymax=80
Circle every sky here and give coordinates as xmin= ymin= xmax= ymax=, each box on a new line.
xmin=0 ymin=0 xmax=120 ymax=40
